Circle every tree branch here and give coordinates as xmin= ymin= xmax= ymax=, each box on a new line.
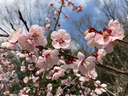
xmin=9 ymin=22 xmax=16 ymax=31
xmin=18 ymin=10 xmax=29 ymax=32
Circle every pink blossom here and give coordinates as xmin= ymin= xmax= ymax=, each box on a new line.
xmin=28 ymin=64 xmax=35 ymax=71
xmin=0 ymin=74 xmax=6 ymax=80
xmin=23 ymin=76 xmax=29 ymax=84
xmin=76 ymin=74 xmax=86 ymax=82
xmin=51 ymin=29 xmax=71 ymax=49
xmin=45 ymin=24 xmax=51 ymax=29
xmin=26 ymin=53 xmax=37 ymax=63
xmin=94 ymin=80 xmax=107 ymax=95
xmin=3 ymin=91 xmax=10 ymax=95
xmin=65 ymin=15 xmax=70 ymax=19
xmin=18 ymin=33 xmax=34 ymax=52
xmin=77 ymin=52 xmax=96 ymax=75
xmin=57 ymin=24 xmax=61 ymax=28
xmin=1 ymin=42 xmax=18 ymax=50
xmin=52 ymin=66 xmax=65 ymax=80
xmin=46 ymin=92 xmax=53 ymax=96
xmin=60 ymin=58 xmax=77 ymax=70
xmin=16 ymin=52 xmax=27 ymax=58
xmin=57 ymin=0 xmax=62 ymax=3
xmin=45 ymin=18 xmax=50 ymax=23
xmin=97 ymin=49 xmax=107 ymax=64
xmin=36 ymin=68 xmax=44 ymax=75
xmin=77 ymin=4 xmax=83 ymax=13
xmin=33 ymin=77 xmax=39 ymax=83
xmin=36 ymin=49 xmax=59 ymax=70
xmin=85 ymin=32 xmax=102 ymax=48
xmin=87 ymin=68 xmax=97 ymax=79
xmin=8 ymin=25 xmax=22 ymax=43
xmin=11 ymin=70 xmax=15 ymax=77
xmin=48 ymin=2 xmax=54 ymax=6
xmin=54 ymin=11 xmax=59 ymax=16
xmin=71 ymin=7 xmax=77 ymax=11
xmin=47 ymin=83 xmax=52 ymax=92
xmin=28 ymin=25 xmax=47 ymax=46
xmin=55 ymin=86 xmax=63 ymax=96
xmin=21 ymin=66 xmax=26 ymax=72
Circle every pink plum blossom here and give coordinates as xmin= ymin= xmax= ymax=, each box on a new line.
xmin=48 ymin=2 xmax=54 ymax=6
xmin=45 ymin=18 xmax=50 ymax=23
xmin=76 ymin=74 xmax=86 ymax=82
xmin=21 ymin=66 xmax=26 ymax=72
xmin=54 ymin=11 xmax=59 ymax=16
xmin=94 ymin=80 xmax=107 ymax=95
xmin=46 ymin=92 xmax=53 ymax=96
xmin=26 ymin=53 xmax=37 ymax=63
xmin=28 ymin=64 xmax=35 ymax=71
xmin=77 ymin=52 xmax=96 ymax=75
xmin=23 ymin=76 xmax=29 ymax=84
xmin=1 ymin=42 xmax=18 ymax=50
xmin=55 ymin=86 xmax=63 ymax=96
xmin=65 ymin=15 xmax=70 ymax=19
xmin=57 ymin=24 xmax=61 ymax=28
xmin=52 ymin=66 xmax=65 ymax=80
xmin=28 ymin=25 xmax=47 ymax=46
xmin=36 ymin=49 xmax=59 ymax=70
xmin=18 ymin=33 xmax=34 ymax=52
xmin=8 ymin=25 xmax=22 ymax=43
xmin=46 ymin=83 xmax=52 ymax=92
xmin=87 ymin=68 xmax=97 ymax=79
xmin=16 ymin=52 xmax=27 ymax=58
xmin=93 ymin=49 xmax=107 ymax=64
xmin=60 ymin=58 xmax=77 ymax=70
xmin=45 ymin=24 xmax=51 ymax=29
xmin=51 ymin=29 xmax=71 ymax=49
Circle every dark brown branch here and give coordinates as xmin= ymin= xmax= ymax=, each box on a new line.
xmin=95 ymin=62 xmax=128 ymax=76
xmin=0 ymin=34 xmax=9 ymax=37
xmin=118 ymin=39 xmax=128 ymax=45
xmin=0 ymin=27 xmax=9 ymax=35
xmin=18 ymin=10 xmax=29 ymax=32
xmin=9 ymin=23 xmax=16 ymax=31
xmin=53 ymin=0 xmax=64 ymax=31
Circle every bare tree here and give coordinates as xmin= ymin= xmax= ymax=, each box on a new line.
xmin=0 ymin=0 xmax=55 ymax=35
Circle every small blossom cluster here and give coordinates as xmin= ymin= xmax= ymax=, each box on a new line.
xmin=84 ymin=19 xmax=124 ymax=53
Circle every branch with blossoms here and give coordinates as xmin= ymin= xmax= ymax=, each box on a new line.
xmin=0 ymin=0 xmax=128 ymax=96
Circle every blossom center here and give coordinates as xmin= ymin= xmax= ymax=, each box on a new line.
xmin=56 ymin=37 xmax=65 ymax=44
xmin=103 ymin=31 xmax=109 ymax=38
xmin=46 ymin=54 xmax=53 ymax=62
xmin=32 ymin=32 xmax=39 ymax=38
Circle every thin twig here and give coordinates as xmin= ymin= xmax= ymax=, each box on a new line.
xmin=0 ymin=27 xmax=9 ymax=35
xmin=78 ymin=82 xmax=85 ymax=96
xmin=9 ymin=22 xmax=16 ymax=31
xmin=118 ymin=39 xmax=128 ymax=44
xmin=18 ymin=10 xmax=29 ymax=32
xmin=0 ymin=34 xmax=9 ymax=37
xmin=95 ymin=62 xmax=128 ymax=76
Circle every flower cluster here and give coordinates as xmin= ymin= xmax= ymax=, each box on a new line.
xmin=85 ymin=19 xmax=124 ymax=53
